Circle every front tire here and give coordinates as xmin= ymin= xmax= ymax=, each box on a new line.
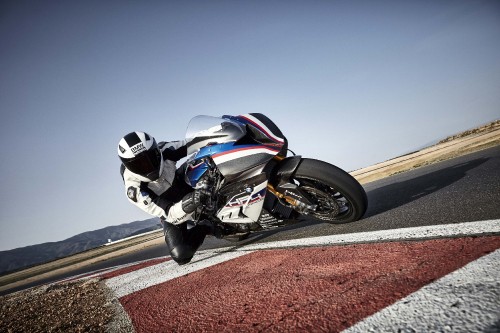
xmin=291 ymin=158 xmax=368 ymax=223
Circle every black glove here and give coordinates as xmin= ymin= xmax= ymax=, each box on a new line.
xmin=181 ymin=189 xmax=210 ymax=214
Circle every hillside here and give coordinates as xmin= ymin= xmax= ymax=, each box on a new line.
xmin=437 ymin=120 xmax=500 ymax=144
xmin=351 ymin=119 xmax=500 ymax=184
xmin=0 ymin=218 xmax=161 ymax=275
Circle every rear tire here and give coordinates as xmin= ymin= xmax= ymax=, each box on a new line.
xmin=291 ymin=158 xmax=368 ymax=223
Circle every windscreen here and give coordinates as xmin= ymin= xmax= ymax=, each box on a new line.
xmin=185 ymin=116 xmax=246 ymax=154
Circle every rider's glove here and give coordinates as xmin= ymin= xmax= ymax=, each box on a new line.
xmin=181 ymin=189 xmax=210 ymax=214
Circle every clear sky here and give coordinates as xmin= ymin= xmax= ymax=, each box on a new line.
xmin=1 ymin=0 xmax=499 ymax=251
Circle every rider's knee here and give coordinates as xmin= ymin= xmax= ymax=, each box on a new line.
xmin=169 ymin=244 xmax=195 ymax=265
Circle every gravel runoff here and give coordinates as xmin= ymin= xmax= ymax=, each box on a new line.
xmin=0 ymin=279 xmax=133 ymax=333
xmin=343 ymin=249 xmax=500 ymax=333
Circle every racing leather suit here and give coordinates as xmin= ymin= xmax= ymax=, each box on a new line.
xmin=121 ymin=139 xmax=195 ymax=223
xmin=120 ymin=139 xmax=211 ymax=264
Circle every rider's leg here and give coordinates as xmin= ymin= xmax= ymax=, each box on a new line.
xmin=163 ymin=221 xmax=211 ymax=265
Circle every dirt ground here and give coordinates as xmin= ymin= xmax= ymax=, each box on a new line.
xmin=0 ymin=279 xmax=133 ymax=333
xmin=0 ymin=120 xmax=498 ymax=333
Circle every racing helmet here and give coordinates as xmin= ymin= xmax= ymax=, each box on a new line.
xmin=118 ymin=131 xmax=163 ymax=181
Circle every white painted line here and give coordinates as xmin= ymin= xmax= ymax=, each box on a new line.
xmin=104 ymin=229 xmax=161 ymax=246
xmin=106 ymin=249 xmax=252 ymax=298
xmin=234 ymin=219 xmax=500 ymax=251
xmin=60 ymin=257 xmax=165 ymax=283
xmin=343 ymin=249 xmax=500 ymax=333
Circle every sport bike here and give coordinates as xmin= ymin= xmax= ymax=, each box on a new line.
xmin=184 ymin=114 xmax=368 ymax=238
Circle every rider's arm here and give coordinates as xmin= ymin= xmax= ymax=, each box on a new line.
xmin=159 ymin=139 xmax=189 ymax=162
xmin=123 ymin=180 xmax=195 ymax=224
xmin=122 ymin=176 xmax=170 ymax=220
xmin=122 ymin=167 xmax=195 ymax=225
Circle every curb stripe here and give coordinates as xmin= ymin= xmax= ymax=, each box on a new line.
xmin=343 ymin=248 xmax=500 ymax=332
xmin=120 ymin=237 xmax=500 ymax=333
xmin=103 ymin=219 xmax=499 ymax=298
xmin=100 ymin=258 xmax=170 ymax=279
xmin=233 ymin=219 xmax=500 ymax=252
xmin=106 ymin=250 xmax=252 ymax=298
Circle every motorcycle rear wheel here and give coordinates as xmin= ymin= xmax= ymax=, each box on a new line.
xmin=291 ymin=158 xmax=368 ymax=223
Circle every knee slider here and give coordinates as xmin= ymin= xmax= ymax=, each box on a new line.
xmin=169 ymin=244 xmax=195 ymax=265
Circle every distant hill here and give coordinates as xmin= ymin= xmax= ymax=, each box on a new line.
xmin=437 ymin=119 xmax=500 ymax=144
xmin=0 ymin=218 xmax=161 ymax=275
xmin=398 ymin=119 xmax=500 ymax=157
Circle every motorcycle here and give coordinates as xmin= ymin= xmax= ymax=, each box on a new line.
xmin=183 ymin=113 xmax=368 ymax=239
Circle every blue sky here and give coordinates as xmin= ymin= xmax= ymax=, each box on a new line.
xmin=1 ymin=0 xmax=499 ymax=251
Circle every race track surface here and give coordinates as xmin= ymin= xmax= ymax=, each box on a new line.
xmin=72 ymin=220 xmax=500 ymax=332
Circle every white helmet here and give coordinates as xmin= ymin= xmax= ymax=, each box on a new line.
xmin=118 ymin=131 xmax=163 ymax=181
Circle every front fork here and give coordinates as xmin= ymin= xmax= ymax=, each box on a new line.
xmin=267 ymin=183 xmax=317 ymax=214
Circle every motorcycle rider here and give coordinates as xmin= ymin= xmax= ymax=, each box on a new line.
xmin=117 ymin=131 xmax=222 ymax=265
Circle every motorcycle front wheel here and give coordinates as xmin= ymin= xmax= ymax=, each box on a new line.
xmin=290 ymin=158 xmax=368 ymax=223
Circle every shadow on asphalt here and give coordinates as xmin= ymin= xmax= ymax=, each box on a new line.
xmin=363 ymin=157 xmax=489 ymax=218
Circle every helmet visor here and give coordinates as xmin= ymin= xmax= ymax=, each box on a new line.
xmin=125 ymin=148 xmax=162 ymax=179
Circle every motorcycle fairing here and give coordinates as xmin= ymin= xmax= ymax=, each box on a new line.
xmin=217 ymin=179 xmax=268 ymax=223
xmin=223 ymin=114 xmax=286 ymax=145
xmin=186 ymin=143 xmax=280 ymax=185
xmin=185 ymin=158 xmax=211 ymax=187
xmin=186 ymin=116 xmax=246 ymax=154
xmin=185 ymin=116 xmax=281 ymax=185
xmin=194 ymin=142 xmax=279 ymax=161
xmin=212 ymin=144 xmax=280 ymax=178
xmin=183 ymin=115 xmax=287 ymax=224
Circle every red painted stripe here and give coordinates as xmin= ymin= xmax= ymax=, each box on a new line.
xmin=60 ymin=258 xmax=171 ymax=283
xmin=61 ymin=266 xmax=120 ymax=282
xmin=120 ymin=236 xmax=500 ymax=333
xmin=100 ymin=258 xmax=170 ymax=279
